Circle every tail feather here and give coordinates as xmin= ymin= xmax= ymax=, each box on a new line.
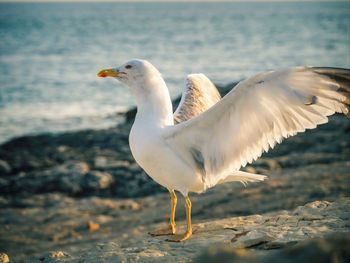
xmin=218 ymin=170 xmax=267 ymax=186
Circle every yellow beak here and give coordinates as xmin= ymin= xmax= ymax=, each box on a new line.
xmin=97 ymin=68 xmax=119 ymax=78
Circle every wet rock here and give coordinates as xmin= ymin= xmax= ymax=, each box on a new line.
xmin=0 ymin=160 xmax=162 ymax=197
xmin=0 ymin=104 xmax=348 ymax=199
xmin=84 ymin=171 xmax=114 ymax=191
xmin=63 ymin=162 xmax=90 ymax=174
xmin=0 ymin=160 xmax=11 ymax=175
xmin=0 ymin=161 xmax=118 ymax=196
xmin=57 ymin=145 xmax=69 ymax=153
xmin=256 ymin=159 xmax=281 ymax=171
xmin=0 ymin=178 xmax=9 ymax=190
xmin=242 ymin=166 xmax=257 ymax=174
xmin=93 ymin=156 xmax=130 ymax=169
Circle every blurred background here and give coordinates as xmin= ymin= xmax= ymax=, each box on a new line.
xmin=0 ymin=0 xmax=349 ymax=143
xmin=0 ymin=1 xmax=350 ymax=262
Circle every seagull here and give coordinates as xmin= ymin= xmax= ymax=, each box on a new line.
xmin=98 ymin=60 xmax=349 ymax=242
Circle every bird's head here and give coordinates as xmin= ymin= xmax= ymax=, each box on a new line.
xmin=97 ymin=59 xmax=160 ymax=88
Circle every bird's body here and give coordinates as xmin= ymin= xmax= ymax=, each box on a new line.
xmin=98 ymin=60 xmax=350 ymax=242
xmin=130 ymin=122 xmax=204 ymax=194
xmin=128 ymin=73 xmax=208 ymax=195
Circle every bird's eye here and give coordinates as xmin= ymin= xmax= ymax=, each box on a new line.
xmin=125 ymin=65 xmax=132 ymax=69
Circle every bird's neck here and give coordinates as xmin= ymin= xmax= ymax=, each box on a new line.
xmin=131 ymin=75 xmax=174 ymax=127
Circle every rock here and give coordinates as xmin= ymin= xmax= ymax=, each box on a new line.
xmin=195 ymin=233 xmax=350 ymax=263
xmin=0 ymin=178 xmax=9 ymax=190
xmin=38 ymin=251 xmax=70 ymax=262
xmin=292 ymin=200 xmax=330 ymax=220
xmin=72 ymin=242 xmax=124 ymax=263
xmin=88 ymin=221 xmax=100 ymax=232
xmin=63 ymin=161 xmax=90 ymax=174
xmin=50 ymin=251 xmax=69 ymax=258
xmin=93 ymin=156 xmax=130 ymax=169
xmin=261 ymin=233 xmax=350 ymax=263
xmin=120 ymin=198 xmax=349 ymax=261
xmin=0 ymin=253 xmax=9 ymax=263
xmin=2 ymin=193 xmax=350 ymax=262
xmin=46 ymin=198 xmax=350 ymax=262
xmin=231 ymin=230 xmax=272 ymax=248
xmin=264 ymin=159 xmax=281 ymax=171
xmin=57 ymin=169 xmax=115 ymax=195
xmin=94 ymin=156 xmax=108 ymax=168
xmin=119 ymin=199 xmax=141 ymax=210
xmin=84 ymin=171 xmax=114 ymax=190
xmin=0 ymin=196 xmax=8 ymax=206
xmin=0 ymin=110 xmax=348 ymax=199
xmin=56 ymin=162 xmax=91 ymax=195
xmin=194 ymin=245 xmax=256 ymax=263
xmin=0 ymin=161 xmax=118 ymax=196
xmin=57 ymin=145 xmax=69 ymax=153
xmin=0 ymin=160 xmax=11 ymax=174
xmin=243 ymin=166 xmax=257 ymax=174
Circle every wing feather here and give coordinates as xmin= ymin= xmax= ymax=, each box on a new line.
xmin=173 ymin=74 xmax=221 ymax=124
xmin=164 ymin=67 xmax=350 ymax=189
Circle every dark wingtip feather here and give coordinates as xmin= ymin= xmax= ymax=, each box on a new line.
xmin=311 ymin=67 xmax=350 ymax=92
xmin=310 ymin=67 xmax=350 ymax=118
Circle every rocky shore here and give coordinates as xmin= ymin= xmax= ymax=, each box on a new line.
xmin=0 ymin=83 xmax=349 ymax=262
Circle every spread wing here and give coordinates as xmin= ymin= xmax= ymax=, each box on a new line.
xmin=173 ymin=74 xmax=221 ymax=124
xmin=164 ymin=67 xmax=350 ymax=188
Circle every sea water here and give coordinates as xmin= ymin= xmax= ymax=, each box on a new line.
xmin=0 ymin=1 xmax=349 ymax=143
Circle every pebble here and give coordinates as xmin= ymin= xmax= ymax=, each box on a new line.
xmin=0 ymin=253 xmax=9 ymax=263
xmin=88 ymin=221 xmax=100 ymax=232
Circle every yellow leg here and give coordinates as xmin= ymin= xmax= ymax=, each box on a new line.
xmin=166 ymin=196 xmax=192 ymax=242
xmin=149 ymin=190 xmax=177 ymax=236
xmin=169 ymin=190 xmax=177 ymax=231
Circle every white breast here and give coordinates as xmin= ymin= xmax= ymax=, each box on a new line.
xmin=129 ymin=118 xmax=204 ymax=195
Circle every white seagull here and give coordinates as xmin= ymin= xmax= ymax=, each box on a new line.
xmin=98 ymin=60 xmax=349 ymax=242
